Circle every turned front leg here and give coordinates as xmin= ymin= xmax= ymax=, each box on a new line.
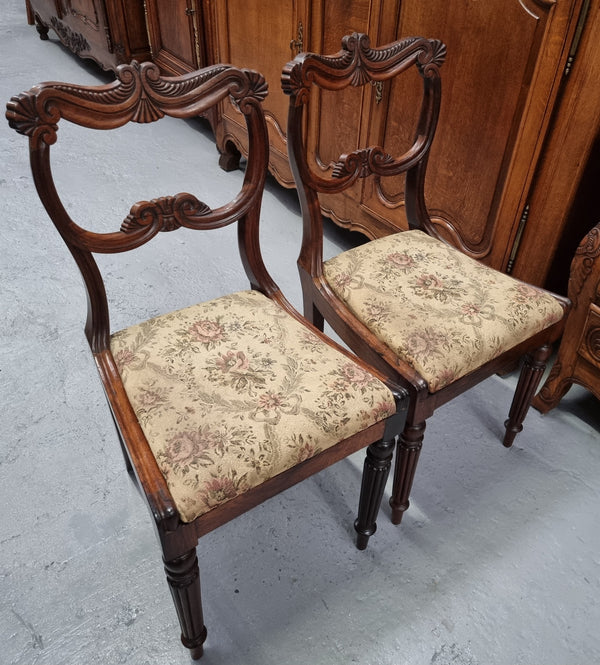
xmin=503 ymin=345 xmax=552 ymax=447
xmin=163 ymin=548 xmax=207 ymax=660
xmin=389 ymin=421 xmax=425 ymax=525
xmin=354 ymin=436 xmax=396 ymax=550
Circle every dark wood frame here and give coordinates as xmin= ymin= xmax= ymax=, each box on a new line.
xmin=283 ymin=33 xmax=570 ymax=527
xmin=6 ymin=61 xmax=407 ymax=658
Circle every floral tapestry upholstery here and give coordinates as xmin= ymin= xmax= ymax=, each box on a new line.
xmin=110 ymin=290 xmax=396 ymax=522
xmin=323 ymin=230 xmax=565 ymax=393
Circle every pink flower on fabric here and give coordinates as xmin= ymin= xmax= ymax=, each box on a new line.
xmin=461 ymin=302 xmax=482 ymax=317
xmin=339 ymin=362 xmax=373 ymax=388
xmin=188 ymin=319 xmax=225 ymax=344
xmin=114 ymin=348 xmax=137 ymax=368
xmin=253 ymin=392 xmax=301 ymax=424
xmin=215 ymin=350 xmax=249 ymax=373
xmin=415 ymin=273 xmax=444 ymax=290
xmin=371 ymin=400 xmax=395 ymax=421
xmin=202 ymin=477 xmax=239 ymax=505
xmin=387 ymin=252 xmax=415 ymax=271
xmin=166 ymin=430 xmax=209 ymax=467
xmin=333 ymin=272 xmax=353 ymax=289
xmin=513 ymin=283 xmax=542 ymax=303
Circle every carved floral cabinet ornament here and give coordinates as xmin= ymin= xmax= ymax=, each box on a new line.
xmin=534 ymin=222 xmax=600 ymax=411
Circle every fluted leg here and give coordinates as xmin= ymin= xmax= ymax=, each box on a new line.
xmin=354 ymin=436 xmax=395 ymax=550
xmin=503 ymin=344 xmax=552 ymax=447
xmin=389 ymin=421 xmax=425 ymax=525
xmin=164 ymin=549 xmax=207 ymax=660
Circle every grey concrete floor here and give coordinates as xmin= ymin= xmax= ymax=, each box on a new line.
xmin=2 ymin=2 xmax=600 ymax=664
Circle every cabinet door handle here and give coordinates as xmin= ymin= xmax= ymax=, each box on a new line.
xmin=185 ymin=7 xmax=196 ymax=15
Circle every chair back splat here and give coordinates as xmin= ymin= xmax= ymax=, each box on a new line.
xmin=282 ymin=34 xmax=569 ymax=528
xmin=7 ymin=61 xmax=407 ymax=659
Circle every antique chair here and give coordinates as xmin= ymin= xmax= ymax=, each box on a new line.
xmin=282 ymin=33 xmax=569 ymax=535
xmin=6 ymin=62 xmax=407 ymax=659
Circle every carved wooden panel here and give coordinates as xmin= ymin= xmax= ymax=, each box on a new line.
xmin=211 ymin=0 xmax=308 ymax=186
xmin=579 ymin=305 xmax=600 ymax=366
xmin=145 ymin=0 xmax=206 ymax=75
xmin=27 ymin=0 xmax=151 ymax=71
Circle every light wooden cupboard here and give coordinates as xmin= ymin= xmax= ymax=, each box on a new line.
xmin=206 ymin=0 xmax=597 ymax=290
xmin=25 ymin=0 xmax=151 ymax=71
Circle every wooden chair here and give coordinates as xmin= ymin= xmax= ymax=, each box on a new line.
xmin=6 ymin=62 xmax=407 ymax=659
xmin=282 ymin=33 xmax=570 ymax=535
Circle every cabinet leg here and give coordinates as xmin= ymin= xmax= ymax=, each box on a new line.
xmin=218 ymin=140 xmax=241 ymax=172
xmin=531 ymin=359 xmax=573 ymax=414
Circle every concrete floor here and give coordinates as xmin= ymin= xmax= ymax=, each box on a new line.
xmin=2 ymin=2 xmax=600 ymax=663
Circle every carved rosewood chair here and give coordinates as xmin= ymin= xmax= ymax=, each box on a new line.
xmin=6 ymin=62 xmax=407 ymax=659
xmin=282 ymin=33 xmax=570 ymax=536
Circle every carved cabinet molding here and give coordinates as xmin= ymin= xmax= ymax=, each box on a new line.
xmin=25 ymin=0 xmax=151 ymax=71
xmin=533 ymin=222 xmax=600 ymax=411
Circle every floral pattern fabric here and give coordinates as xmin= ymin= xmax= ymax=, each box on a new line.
xmin=110 ymin=290 xmax=396 ymax=522
xmin=323 ymin=230 xmax=565 ymax=392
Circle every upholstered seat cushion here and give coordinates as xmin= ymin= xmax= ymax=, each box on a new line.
xmin=110 ymin=290 xmax=396 ymax=522
xmin=323 ymin=230 xmax=565 ymax=392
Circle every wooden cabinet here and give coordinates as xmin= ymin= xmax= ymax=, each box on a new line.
xmin=25 ymin=0 xmax=151 ymax=71
xmin=144 ymin=0 xmax=211 ymax=75
xmin=533 ymin=222 xmax=600 ymax=412
xmin=210 ymin=0 xmax=308 ymax=184
xmin=207 ymin=0 xmax=596 ymax=289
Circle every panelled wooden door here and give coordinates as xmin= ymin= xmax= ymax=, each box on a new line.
xmin=312 ymin=0 xmax=584 ymax=274
xmin=145 ymin=0 xmax=206 ymax=75
xmin=212 ymin=0 xmax=309 ymax=186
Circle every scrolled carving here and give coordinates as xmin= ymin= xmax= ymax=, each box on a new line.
xmin=417 ymin=39 xmax=447 ymax=78
xmin=332 ymin=147 xmax=395 ymax=179
xmin=282 ymin=32 xmax=445 ymax=102
xmin=6 ymin=90 xmax=60 ymax=144
xmin=5 ymin=62 xmax=265 ymax=146
xmin=241 ymin=69 xmax=268 ymax=103
xmin=50 ymin=16 xmax=90 ymax=54
xmin=121 ymin=193 xmax=212 ymax=234
xmin=584 ymin=325 xmax=600 ymax=363
xmin=569 ymin=224 xmax=600 ymax=304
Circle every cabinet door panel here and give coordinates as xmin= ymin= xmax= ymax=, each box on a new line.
xmin=214 ymin=0 xmax=307 ymax=185
xmin=146 ymin=0 xmax=201 ymax=74
xmin=366 ymin=0 xmax=577 ymax=267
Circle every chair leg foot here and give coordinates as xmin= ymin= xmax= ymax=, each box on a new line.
xmin=164 ymin=548 xmax=207 ymax=660
xmin=503 ymin=345 xmax=552 ymax=447
xmin=354 ymin=436 xmax=395 ymax=549
xmin=389 ymin=421 xmax=425 ymax=525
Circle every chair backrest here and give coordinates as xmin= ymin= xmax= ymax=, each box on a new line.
xmin=282 ymin=32 xmax=446 ymax=260
xmin=6 ymin=62 xmax=278 ymax=354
